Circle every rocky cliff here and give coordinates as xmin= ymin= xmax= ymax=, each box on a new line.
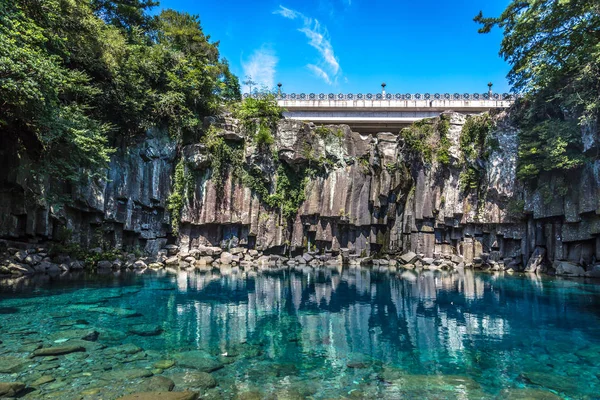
xmin=1 ymin=111 xmax=599 ymax=276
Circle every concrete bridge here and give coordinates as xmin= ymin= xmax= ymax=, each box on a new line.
xmin=244 ymin=87 xmax=516 ymax=134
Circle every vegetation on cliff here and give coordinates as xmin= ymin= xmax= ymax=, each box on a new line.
xmin=0 ymin=0 xmax=240 ymax=189
xmin=476 ymin=0 xmax=599 ymax=183
xmin=400 ymin=115 xmax=452 ymax=166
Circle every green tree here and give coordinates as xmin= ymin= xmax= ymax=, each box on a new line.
xmin=0 ymin=0 xmax=113 ymax=184
xmin=0 ymin=0 xmax=240 ymax=198
xmin=91 ymin=0 xmax=158 ymax=33
xmin=475 ymin=0 xmax=599 ymax=181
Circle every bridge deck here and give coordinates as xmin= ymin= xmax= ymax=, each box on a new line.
xmin=276 ymin=97 xmax=514 ymax=133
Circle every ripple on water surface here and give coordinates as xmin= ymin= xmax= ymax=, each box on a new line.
xmin=0 ymin=267 xmax=599 ymax=399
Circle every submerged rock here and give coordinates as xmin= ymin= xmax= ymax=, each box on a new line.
xmin=106 ymin=343 xmax=143 ymax=355
xmin=172 ymin=351 xmax=224 ymax=372
xmin=69 ymin=305 xmax=141 ymax=317
xmin=49 ymin=328 xmax=99 ymax=342
xmin=129 ymin=324 xmax=164 ymax=336
xmin=388 ymin=374 xmax=481 ymax=394
xmin=33 ymin=345 xmax=85 ymax=356
xmin=154 ymin=360 xmax=176 ymax=369
xmin=128 ymin=376 xmax=175 ymax=392
xmin=0 ymin=382 xmax=25 ymax=397
xmin=168 ymin=371 xmax=217 ymax=390
xmin=498 ymin=388 xmax=563 ymax=399
xmin=101 ymin=368 xmax=153 ymax=380
xmin=116 ymin=391 xmax=198 ymax=400
xmin=521 ymin=371 xmax=580 ymax=394
xmin=0 ymin=356 xmax=29 ymax=373
xmin=31 ymin=375 xmax=55 ymax=386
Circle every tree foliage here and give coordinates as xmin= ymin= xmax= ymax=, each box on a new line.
xmin=0 ymin=0 xmax=240 ymax=191
xmin=475 ymin=0 xmax=600 ymax=182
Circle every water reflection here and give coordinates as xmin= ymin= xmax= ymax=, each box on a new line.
xmin=2 ymin=266 xmax=600 ymax=398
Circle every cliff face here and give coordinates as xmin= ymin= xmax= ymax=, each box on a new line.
xmin=1 ymin=112 xmax=599 ymax=274
xmin=0 ymin=129 xmax=176 ymax=254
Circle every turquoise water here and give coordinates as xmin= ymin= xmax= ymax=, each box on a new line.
xmin=1 ymin=267 xmax=600 ymax=399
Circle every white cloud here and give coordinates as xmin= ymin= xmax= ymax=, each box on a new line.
xmin=275 ymin=5 xmax=341 ymax=84
xmin=273 ymin=5 xmax=301 ymax=20
xmin=242 ymin=49 xmax=278 ymax=91
xmin=300 ymin=21 xmax=340 ymax=75
xmin=307 ymin=64 xmax=331 ymax=84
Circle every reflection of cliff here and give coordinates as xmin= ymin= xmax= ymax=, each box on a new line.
xmin=139 ymin=267 xmax=600 ymax=371
xmin=145 ymin=266 xmax=600 ymax=373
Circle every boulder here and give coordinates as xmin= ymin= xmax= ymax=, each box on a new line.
xmin=220 ymin=252 xmax=233 ymax=265
xmin=421 ymin=258 xmax=434 ymax=265
xmin=129 ymin=324 xmax=163 ymax=336
xmin=38 ymin=261 xmax=61 ymax=273
xmin=172 ymin=351 xmax=224 ymax=372
xmin=14 ymin=251 xmax=27 ymax=263
xmin=97 ymin=260 xmax=112 ymax=269
xmin=49 ymin=329 xmax=99 ymax=342
xmin=229 ymin=247 xmax=245 ymax=255
xmin=70 ymin=261 xmax=84 ymax=270
xmin=399 ymin=252 xmax=417 ymax=264
xmin=0 ymin=357 xmax=29 ymax=373
xmin=554 ymin=261 xmax=585 ymax=277
xmin=585 ymin=265 xmax=600 ymax=278
xmin=117 ymin=392 xmax=198 ymax=400
xmin=525 ymin=246 xmax=546 ymax=273
xmin=165 ymin=256 xmax=179 ymax=266
xmin=168 ymin=371 xmax=217 ymax=390
xmin=451 ymin=255 xmax=464 ymax=264
xmin=33 ymin=345 xmax=85 ymax=356
xmin=133 ymin=260 xmax=147 ymax=269
xmin=0 ymin=382 xmax=25 ymax=397
xmin=8 ymin=263 xmax=34 ymax=276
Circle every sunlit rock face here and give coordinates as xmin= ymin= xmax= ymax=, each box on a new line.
xmin=176 ymin=112 xmax=533 ymax=262
xmin=1 ymin=111 xmax=600 ymax=271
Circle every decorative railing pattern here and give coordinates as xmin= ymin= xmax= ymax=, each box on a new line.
xmin=243 ymin=92 xmax=517 ymax=101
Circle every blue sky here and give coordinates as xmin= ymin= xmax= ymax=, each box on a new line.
xmin=156 ymin=0 xmax=512 ymax=95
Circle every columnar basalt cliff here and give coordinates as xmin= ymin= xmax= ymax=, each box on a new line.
xmin=1 ymin=111 xmax=599 ymax=276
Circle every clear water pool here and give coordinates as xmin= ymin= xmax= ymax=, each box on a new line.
xmin=1 ymin=266 xmax=599 ymax=399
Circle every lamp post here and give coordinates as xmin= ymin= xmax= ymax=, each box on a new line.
xmin=381 ymin=82 xmax=387 ymax=96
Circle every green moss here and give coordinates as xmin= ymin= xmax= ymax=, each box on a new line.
xmin=265 ymin=164 xmax=309 ymax=220
xmin=401 ymin=115 xmax=452 ymax=165
xmin=358 ymin=156 xmax=371 ymax=175
xmin=459 ymin=167 xmax=481 ymax=192
xmin=200 ymin=126 xmax=311 ymax=221
xmin=315 ymin=125 xmax=332 ymax=137
xmin=506 ymin=197 xmax=525 ymax=216
xmin=255 ymin=124 xmax=274 ymax=146
xmin=401 ymin=119 xmax=435 ymax=163
xmin=233 ymin=94 xmax=283 ymax=149
xmin=202 ymin=125 xmax=245 ymax=190
xmin=459 ymin=113 xmax=494 ymax=163
xmin=458 ymin=113 xmax=496 ymax=194
xmin=167 ymin=157 xmax=196 ymax=235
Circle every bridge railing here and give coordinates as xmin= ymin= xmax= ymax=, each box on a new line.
xmin=243 ymin=92 xmax=518 ymax=101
